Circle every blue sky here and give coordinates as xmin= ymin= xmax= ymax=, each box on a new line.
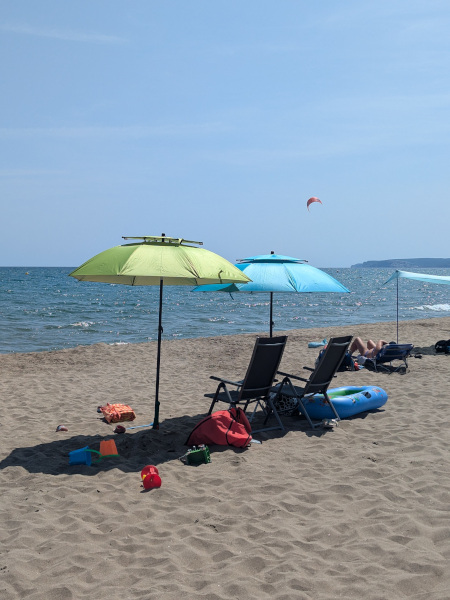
xmin=1 ymin=0 xmax=449 ymax=268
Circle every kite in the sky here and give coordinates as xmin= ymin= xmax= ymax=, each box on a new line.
xmin=307 ymin=196 xmax=322 ymax=211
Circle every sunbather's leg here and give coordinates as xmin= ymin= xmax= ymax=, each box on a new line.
xmin=367 ymin=340 xmax=389 ymax=358
xmin=366 ymin=340 xmax=376 ymax=351
xmin=349 ymin=337 xmax=368 ymax=355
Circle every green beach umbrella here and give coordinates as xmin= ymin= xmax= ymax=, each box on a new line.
xmin=69 ymin=234 xmax=251 ymax=429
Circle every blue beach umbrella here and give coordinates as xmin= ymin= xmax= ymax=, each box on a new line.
xmin=193 ymin=252 xmax=350 ymax=336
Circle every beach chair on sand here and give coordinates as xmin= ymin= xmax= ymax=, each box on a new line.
xmin=364 ymin=342 xmax=414 ymax=374
xmin=205 ymin=336 xmax=288 ymax=434
xmin=272 ymin=335 xmax=353 ymax=429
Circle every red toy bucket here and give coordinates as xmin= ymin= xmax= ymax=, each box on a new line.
xmin=141 ymin=465 xmax=161 ymax=489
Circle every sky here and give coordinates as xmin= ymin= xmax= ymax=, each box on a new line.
xmin=1 ymin=0 xmax=449 ymax=268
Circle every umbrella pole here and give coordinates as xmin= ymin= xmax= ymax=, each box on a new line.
xmin=153 ymin=279 xmax=163 ymax=430
xmin=270 ymin=292 xmax=274 ymax=337
xmin=396 ymin=278 xmax=399 ymax=344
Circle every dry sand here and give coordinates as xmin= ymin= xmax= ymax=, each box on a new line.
xmin=1 ymin=317 xmax=450 ymax=600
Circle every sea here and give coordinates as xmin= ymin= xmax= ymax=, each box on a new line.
xmin=1 ymin=267 xmax=450 ymax=354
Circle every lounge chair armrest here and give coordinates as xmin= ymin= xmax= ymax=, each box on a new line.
xmin=209 ymin=375 xmax=242 ymax=387
xmin=277 ymin=371 xmax=308 ymax=383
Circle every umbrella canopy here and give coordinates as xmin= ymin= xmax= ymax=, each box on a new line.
xmin=193 ymin=253 xmax=349 ymax=336
xmin=69 ymin=235 xmax=251 ymax=429
xmin=384 ymin=270 xmax=450 ymax=286
xmin=384 ymin=270 xmax=450 ymax=342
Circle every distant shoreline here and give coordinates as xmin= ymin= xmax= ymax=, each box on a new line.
xmin=351 ymin=258 xmax=450 ymax=268
xmin=3 ymin=262 xmax=450 ymax=270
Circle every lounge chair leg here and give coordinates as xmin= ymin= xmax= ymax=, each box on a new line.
xmin=265 ymin=394 xmax=285 ymax=431
xmin=282 ymin=378 xmax=317 ymax=430
xmin=324 ymin=392 xmax=341 ymax=422
xmin=297 ymin=398 xmax=316 ymax=429
xmin=207 ymin=397 xmax=216 ymax=415
xmin=207 ymin=383 xmax=224 ymax=415
xmin=246 ymin=400 xmax=259 ymax=423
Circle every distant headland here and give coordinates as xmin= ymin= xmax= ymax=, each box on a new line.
xmin=351 ymin=258 xmax=450 ymax=269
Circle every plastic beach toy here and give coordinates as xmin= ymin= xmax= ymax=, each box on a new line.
xmin=69 ymin=446 xmax=96 ymax=466
xmin=141 ymin=465 xmax=162 ymax=489
xmin=99 ymin=439 xmax=119 ymax=457
xmin=69 ymin=441 xmax=120 ymax=466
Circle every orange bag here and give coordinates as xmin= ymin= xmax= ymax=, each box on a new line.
xmin=100 ymin=403 xmax=136 ymax=423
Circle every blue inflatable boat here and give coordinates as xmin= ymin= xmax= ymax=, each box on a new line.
xmin=300 ymin=386 xmax=388 ymax=420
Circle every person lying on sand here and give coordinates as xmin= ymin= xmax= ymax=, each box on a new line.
xmin=349 ymin=337 xmax=389 ymax=358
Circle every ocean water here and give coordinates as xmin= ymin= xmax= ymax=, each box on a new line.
xmin=1 ymin=267 xmax=450 ymax=354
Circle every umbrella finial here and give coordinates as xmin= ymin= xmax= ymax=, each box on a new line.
xmin=271 ymin=250 xmax=274 ymax=255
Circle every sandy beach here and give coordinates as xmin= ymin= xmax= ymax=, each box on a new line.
xmin=1 ymin=317 xmax=450 ymax=600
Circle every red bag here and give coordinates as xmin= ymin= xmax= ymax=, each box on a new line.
xmin=185 ymin=407 xmax=252 ymax=448
xmin=100 ymin=403 xmax=136 ymax=423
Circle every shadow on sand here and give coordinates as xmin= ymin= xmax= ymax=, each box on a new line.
xmin=0 ymin=405 xmax=382 ymax=477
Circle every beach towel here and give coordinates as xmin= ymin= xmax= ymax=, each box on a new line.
xmin=185 ymin=407 xmax=252 ymax=448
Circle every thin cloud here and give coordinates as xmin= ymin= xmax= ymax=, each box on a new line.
xmin=0 ymin=168 xmax=68 ymax=177
xmin=318 ymin=0 xmax=437 ymax=29
xmin=0 ymin=23 xmax=126 ymax=44
xmin=314 ymin=91 xmax=450 ymax=114
xmin=0 ymin=122 xmax=232 ymax=140
xmin=198 ymin=118 xmax=450 ymax=166
xmin=215 ymin=41 xmax=301 ymax=57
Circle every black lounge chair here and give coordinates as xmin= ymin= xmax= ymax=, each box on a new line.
xmin=205 ymin=335 xmax=288 ymax=433
xmin=364 ymin=342 xmax=414 ymax=373
xmin=273 ymin=335 xmax=353 ymax=429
